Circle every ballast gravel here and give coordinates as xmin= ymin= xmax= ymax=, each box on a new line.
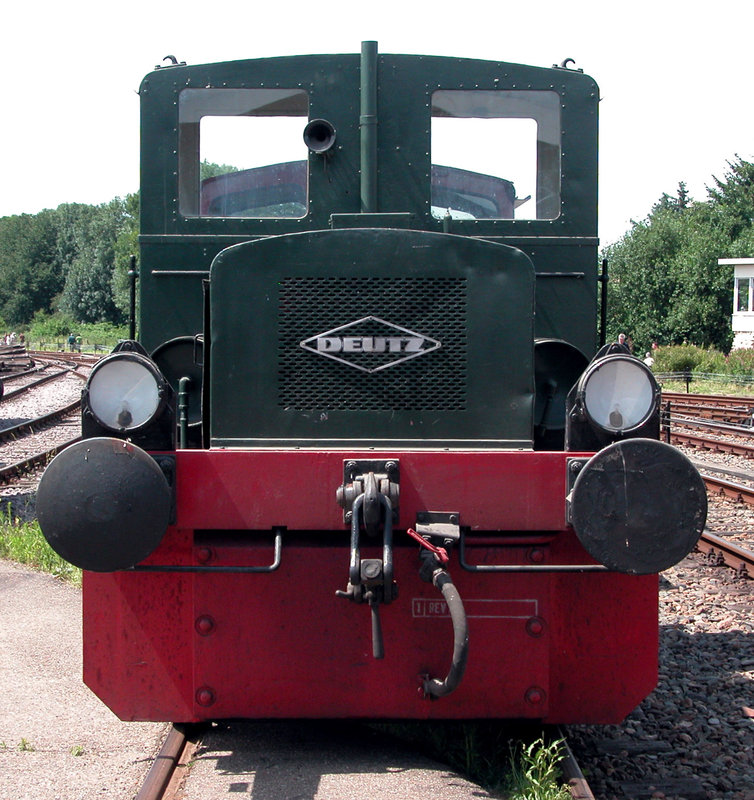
xmin=569 ymin=469 xmax=754 ymax=800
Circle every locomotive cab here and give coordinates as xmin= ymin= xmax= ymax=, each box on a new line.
xmin=37 ymin=43 xmax=706 ymax=725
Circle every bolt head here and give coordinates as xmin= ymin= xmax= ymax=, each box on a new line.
xmin=195 ymin=615 xmax=215 ymax=636
xmin=195 ymin=686 xmax=216 ymax=707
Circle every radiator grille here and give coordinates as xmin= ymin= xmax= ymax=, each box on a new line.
xmin=278 ymin=277 xmax=467 ymax=410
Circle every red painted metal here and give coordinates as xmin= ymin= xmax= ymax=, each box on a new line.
xmin=173 ymin=449 xmax=574 ymax=531
xmin=82 ymin=449 xmax=659 ymax=724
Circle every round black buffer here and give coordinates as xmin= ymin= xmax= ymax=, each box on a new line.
xmin=37 ymin=437 xmax=171 ymax=572
xmin=570 ymin=438 xmax=707 ymax=574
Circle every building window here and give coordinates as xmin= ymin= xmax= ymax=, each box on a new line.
xmin=736 ymin=276 xmax=752 ymax=313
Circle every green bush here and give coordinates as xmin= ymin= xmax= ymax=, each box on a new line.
xmin=725 ymin=348 xmax=754 ymax=376
xmin=692 ymin=347 xmax=728 ymax=374
xmin=652 ymin=343 xmax=706 ymax=373
xmin=649 ymin=344 xmax=754 ymax=392
xmin=27 ymin=310 xmax=77 ymax=340
xmin=25 ymin=311 xmax=126 ymax=351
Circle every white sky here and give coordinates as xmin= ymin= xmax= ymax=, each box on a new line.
xmin=2 ymin=0 xmax=752 ymax=246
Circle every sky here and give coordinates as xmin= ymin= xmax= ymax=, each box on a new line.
xmin=3 ymin=0 xmax=752 ymax=246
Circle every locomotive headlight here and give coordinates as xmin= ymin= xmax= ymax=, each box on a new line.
xmin=578 ymin=355 xmax=658 ymax=434
xmin=87 ymin=353 xmax=167 ymax=432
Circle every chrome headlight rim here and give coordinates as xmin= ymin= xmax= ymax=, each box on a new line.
xmin=86 ymin=352 xmax=169 ymax=434
xmin=577 ymin=354 xmax=659 ymax=435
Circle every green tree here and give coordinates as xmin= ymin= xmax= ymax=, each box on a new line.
xmin=60 ymin=198 xmax=131 ymax=324
xmin=605 ymin=182 xmax=734 ymax=352
xmin=707 ymin=156 xmax=754 ymax=240
xmin=111 ymin=193 xmax=140 ymax=319
xmin=0 ymin=211 xmax=63 ymax=326
xmin=200 ymin=160 xmax=240 ymax=180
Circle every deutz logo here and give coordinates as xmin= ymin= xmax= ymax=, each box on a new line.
xmin=300 ymin=316 xmax=441 ymax=373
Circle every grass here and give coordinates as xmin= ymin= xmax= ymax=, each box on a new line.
xmin=658 ymin=377 xmax=754 ymax=397
xmin=0 ymin=504 xmax=81 ymax=586
xmin=506 ymin=737 xmax=571 ymax=800
xmin=372 ymin=722 xmax=571 ymax=798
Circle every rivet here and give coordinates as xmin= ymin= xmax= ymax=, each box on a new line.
xmin=196 ymin=686 xmax=216 ymax=707
xmin=195 ymin=615 xmax=215 ymax=636
xmin=528 ymin=548 xmax=545 ymax=564
xmin=196 ymin=546 xmax=213 ymax=564
xmin=525 ymin=686 xmax=546 ymax=706
xmin=526 ymin=616 xmax=546 ymax=637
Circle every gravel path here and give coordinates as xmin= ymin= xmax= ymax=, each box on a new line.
xmin=0 ymin=561 xmax=167 ymax=800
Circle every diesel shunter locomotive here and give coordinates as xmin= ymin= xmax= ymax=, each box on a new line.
xmin=37 ymin=43 xmax=707 ymax=723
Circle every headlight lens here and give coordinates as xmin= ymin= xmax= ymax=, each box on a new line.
xmin=87 ymin=354 xmax=166 ymax=432
xmin=581 ymin=355 xmax=657 ymax=433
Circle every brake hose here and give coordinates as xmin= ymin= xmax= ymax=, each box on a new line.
xmin=423 ymin=566 xmax=469 ymax=698
xmin=407 ymin=529 xmax=469 ymax=698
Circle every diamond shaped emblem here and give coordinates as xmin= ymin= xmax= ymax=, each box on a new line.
xmin=300 ymin=316 xmax=441 ymax=373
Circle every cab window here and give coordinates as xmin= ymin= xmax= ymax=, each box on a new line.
xmin=431 ymin=90 xmax=561 ymax=220
xmin=178 ymin=88 xmax=309 ymax=218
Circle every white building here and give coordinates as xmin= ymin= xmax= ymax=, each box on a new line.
xmin=719 ymin=257 xmax=754 ymax=350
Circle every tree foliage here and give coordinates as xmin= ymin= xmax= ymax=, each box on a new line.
xmin=60 ymin=197 xmax=135 ymax=324
xmin=0 ymin=196 xmax=137 ymax=328
xmin=0 ymin=211 xmax=62 ymax=326
xmin=605 ymin=158 xmax=754 ymax=353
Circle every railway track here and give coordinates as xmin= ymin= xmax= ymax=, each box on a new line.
xmin=0 ymin=366 xmax=77 ymax=402
xmin=663 ymin=391 xmax=754 ymax=426
xmin=672 ymin=427 xmax=754 ymax=459
xmin=697 ymin=529 xmax=754 ymax=580
xmin=133 ymin=723 xmax=595 ymax=800
xmin=135 ymin=724 xmax=199 ymax=800
xmin=0 ymin=355 xmax=90 ymax=492
xmin=663 ymin=391 xmax=754 ymax=578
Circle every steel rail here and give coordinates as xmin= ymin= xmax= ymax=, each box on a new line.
xmin=700 ymin=472 xmax=754 ymax=505
xmin=0 ymin=436 xmax=80 ymax=484
xmin=27 ymin=349 xmax=102 ymax=367
xmin=669 ymin=414 xmax=754 ymax=436
xmin=697 ymin=530 xmax=754 ymax=579
xmin=0 ymin=399 xmax=82 ymax=443
xmin=1 ymin=364 xmax=48 ymax=382
xmin=135 ymin=724 xmax=192 ymax=800
xmin=663 ymin=391 xmax=754 ymax=407
xmin=672 ymin=430 xmax=754 ymax=459
xmin=560 ymin=738 xmax=596 ymax=800
xmin=670 ymin=406 xmax=751 ymax=424
xmin=0 ymin=368 xmax=75 ymax=401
